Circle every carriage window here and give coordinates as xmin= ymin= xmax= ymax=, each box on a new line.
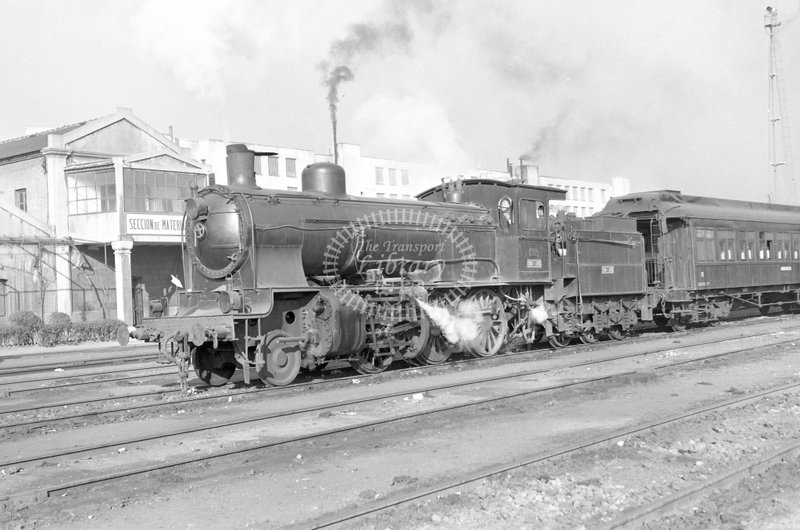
xmin=718 ymin=230 xmax=735 ymax=261
xmin=794 ymin=234 xmax=800 ymax=260
xmin=737 ymin=231 xmax=756 ymax=261
xmin=775 ymin=233 xmax=790 ymax=260
xmin=497 ymin=196 xmax=513 ymax=230
xmin=695 ymin=228 xmax=716 ymax=262
xmin=759 ymin=232 xmax=774 ymax=260
xmin=519 ymin=199 xmax=546 ymax=229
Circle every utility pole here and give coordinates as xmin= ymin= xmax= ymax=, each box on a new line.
xmin=765 ymin=6 xmax=796 ymax=204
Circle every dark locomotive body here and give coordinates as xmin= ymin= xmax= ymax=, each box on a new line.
xmin=598 ymin=190 xmax=800 ymax=329
xmin=137 ymin=144 xmax=800 ymax=388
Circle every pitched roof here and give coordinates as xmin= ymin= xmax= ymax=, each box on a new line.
xmin=0 ymin=121 xmax=88 ymax=160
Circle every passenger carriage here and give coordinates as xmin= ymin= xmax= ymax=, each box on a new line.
xmin=598 ymin=190 xmax=800 ymax=330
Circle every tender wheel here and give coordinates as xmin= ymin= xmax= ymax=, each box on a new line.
xmin=350 ymin=348 xmax=393 ymax=375
xmin=192 ymin=344 xmax=236 ymax=386
xmin=462 ymin=289 xmax=508 ymax=358
xmin=257 ymin=331 xmax=301 ymax=386
xmin=668 ymin=318 xmax=687 ymax=332
xmin=579 ymin=328 xmax=598 ymax=344
xmin=759 ymin=306 xmax=770 ymax=316
xmin=653 ymin=315 xmax=669 ymax=329
xmin=607 ymin=325 xmax=626 ymax=340
xmin=548 ymin=332 xmax=571 ymax=348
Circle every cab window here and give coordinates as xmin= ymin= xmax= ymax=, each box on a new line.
xmin=519 ymin=199 xmax=546 ymax=230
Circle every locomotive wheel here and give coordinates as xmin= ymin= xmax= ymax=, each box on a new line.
xmin=192 ymin=344 xmax=236 ymax=386
xmin=653 ymin=315 xmax=669 ymax=329
xmin=607 ymin=325 xmax=626 ymax=340
xmin=548 ymin=332 xmax=571 ymax=348
xmin=463 ymin=289 xmax=508 ymax=358
xmin=579 ymin=329 xmax=598 ymax=344
xmin=416 ymin=294 xmax=456 ymax=365
xmin=350 ymin=349 xmax=393 ymax=375
xmin=398 ymin=309 xmax=431 ymax=364
xmin=257 ymin=331 xmax=301 ymax=386
xmin=417 ymin=329 xmax=455 ymax=365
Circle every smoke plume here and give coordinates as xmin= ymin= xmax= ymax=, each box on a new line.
xmin=319 ymin=1 xmax=443 ymax=160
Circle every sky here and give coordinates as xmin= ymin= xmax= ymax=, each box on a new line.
xmin=2 ymin=0 xmax=800 ymax=203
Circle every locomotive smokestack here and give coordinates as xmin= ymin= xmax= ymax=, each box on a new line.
xmin=226 ymin=144 xmax=276 ymax=189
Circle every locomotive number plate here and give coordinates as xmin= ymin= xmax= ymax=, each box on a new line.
xmin=601 ymin=266 xmax=615 ymax=274
xmin=526 ymin=259 xmax=542 ymax=269
xmin=781 ymin=266 xmax=792 ymax=272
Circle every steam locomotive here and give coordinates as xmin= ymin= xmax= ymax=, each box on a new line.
xmin=136 ymin=144 xmax=800 ymax=387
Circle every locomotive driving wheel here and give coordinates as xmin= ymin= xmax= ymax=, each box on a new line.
xmin=416 ymin=294 xmax=456 ymax=365
xmin=463 ymin=289 xmax=508 ymax=358
xmin=350 ymin=348 xmax=393 ymax=375
xmin=192 ymin=344 xmax=237 ymax=386
xmin=257 ymin=330 xmax=301 ymax=386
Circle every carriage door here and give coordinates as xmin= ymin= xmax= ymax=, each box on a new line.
xmin=518 ymin=199 xmax=551 ymax=282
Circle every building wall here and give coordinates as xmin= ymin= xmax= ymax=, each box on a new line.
xmin=0 ymin=156 xmax=49 ymax=224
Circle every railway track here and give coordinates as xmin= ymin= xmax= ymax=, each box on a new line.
xmin=1 ymin=325 xmax=795 ymax=432
xmin=1 ymin=312 xmax=794 ymax=407
xmin=2 ymin=330 xmax=796 ymax=508
xmin=305 ymin=381 xmax=800 ymax=529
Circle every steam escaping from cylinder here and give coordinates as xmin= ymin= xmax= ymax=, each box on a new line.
xmin=529 ymin=303 xmax=548 ymax=325
xmin=417 ymin=299 xmax=482 ymax=346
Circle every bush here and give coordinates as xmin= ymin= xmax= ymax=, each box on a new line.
xmin=47 ymin=312 xmax=72 ymax=326
xmin=9 ymin=311 xmax=43 ymax=331
xmin=0 ymin=317 xmax=128 ymax=347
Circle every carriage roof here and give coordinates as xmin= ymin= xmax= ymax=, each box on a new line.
xmin=598 ymin=190 xmax=800 ymax=225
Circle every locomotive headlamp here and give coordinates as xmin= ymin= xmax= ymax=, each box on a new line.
xmin=185 ymin=197 xmax=208 ymax=220
xmin=218 ymin=289 xmax=242 ymax=314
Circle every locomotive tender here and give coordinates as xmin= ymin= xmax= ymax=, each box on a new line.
xmin=137 ymin=144 xmax=800 ymax=387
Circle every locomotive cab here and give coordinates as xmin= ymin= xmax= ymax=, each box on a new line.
xmin=417 ymin=178 xmax=566 ymax=283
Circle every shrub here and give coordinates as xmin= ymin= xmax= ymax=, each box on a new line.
xmin=47 ymin=312 xmax=72 ymax=326
xmin=0 ymin=317 xmax=127 ymax=347
xmin=9 ymin=311 xmax=43 ymax=331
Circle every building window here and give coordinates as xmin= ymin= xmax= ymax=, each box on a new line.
xmin=254 ymin=157 xmax=262 ymax=175
xmin=601 ymin=189 xmax=607 ymax=203
xmin=287 ymin=186 xmax=298 ymax=191
xmin=376 ymin=192 xmax=385 ymax=197
xmin=286 ymin=158 xmax=296 ymax=178
xmin=122 ymin=169 xmax=205 ymax=214
xmin=14 ymin=188 xmax=27 ymax=212
xmin=401 ymin=170 xmax=409 ymax=186
xmin=375 ymin=167 xmax=384 ymax=185
xmin=67 ymin=169 xmax=116 ymax=215
xmin=268 ymin=156 xmax=280 ymax=177
xmin=388 ymin=168 xmax=397 ymax=186
xmin=580 ymin=187 xmax=586 ymax=201
xmin=587 ymin=188 xmax=594 ymax=202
